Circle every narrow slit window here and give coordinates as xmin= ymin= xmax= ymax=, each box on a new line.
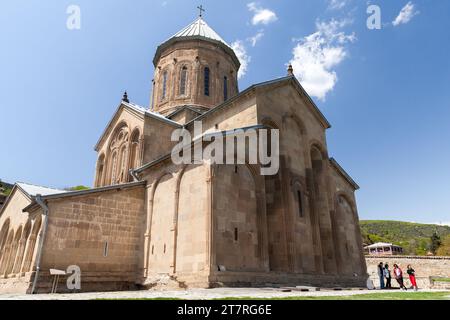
xmin=204 ymin=67 xmax=210 ymax=96
xmin=180 ymin=66 xmax=187 ymax=95
xmin=234 ymin=228 xmax=238 ymax=241
xmin=103 ymin=241 xmax=109 ymax=257
xmin=162 ymin=71 xmax=168 ymax=100
xmin=163 ymin=243 xmax=166 ymax=254
xmin=297 ymin=190 xmax=303 ymax=217
xmin=223 ymin=76 xmax=228 ymax=101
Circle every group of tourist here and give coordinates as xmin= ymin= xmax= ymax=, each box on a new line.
xmin=377 ymin=262 xmax=418 ymax=291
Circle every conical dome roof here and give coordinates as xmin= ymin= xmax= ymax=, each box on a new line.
xmin=171 ymin=17 xmax=229 ymax=47
xmin=153 ymin=17 xmax=240 ymax=68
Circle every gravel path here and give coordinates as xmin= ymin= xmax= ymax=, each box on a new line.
xmin=0 ymin=288 xmax=447 ymax=300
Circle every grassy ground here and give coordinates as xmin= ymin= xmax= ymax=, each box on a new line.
xmin=98 ymin=291 xmax=450 ymax=300
xmin=215 ymin=291 xmax=450 ymax=300
xmin=432 ymin=278 xmax=450 ymax=282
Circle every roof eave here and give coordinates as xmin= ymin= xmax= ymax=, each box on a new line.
xmin=0 ymin=184 xmax=35 ymax=217
xmin=22 ymin=181 xmax=147 ymax=213
xmin=184 ymin=75 xmax=330 ymax=129
xmin=134 ymin=124 xmax=271 ymax=174
xmin=94 ymin=102 xmax=143 ymax=152
xmin=153 ymin=36 xmax=241 ymax=69
xmin=288 ymin=77 xmax=331 ymax=129
xmin=330 ymin=158 xmax=360 ymax=190
xmin=94 ymin=101 xmax=181 ymax=152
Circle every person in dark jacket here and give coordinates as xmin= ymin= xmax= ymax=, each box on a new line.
xmin=377 ymin=262 xmax=385 ymax=289
xmin=384 ymin=263 xmax=392 ymax=289
xmin=407 ymin=265 xmax=418 ymax=291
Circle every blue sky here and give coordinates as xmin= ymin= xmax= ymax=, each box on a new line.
xmin=1 ymin=1 xmax=449 ymax=224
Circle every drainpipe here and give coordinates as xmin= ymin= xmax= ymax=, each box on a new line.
xmin=31 ymin=194 xmax=49 ymax=294
xmin=129 ymin=169 xmax=140 ymax=182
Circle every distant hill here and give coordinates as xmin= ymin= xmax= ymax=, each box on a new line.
xmin=360 ymin=220 xmax=450 ymax=256
xmin=0 ymin=180 xmax=13 ymax=196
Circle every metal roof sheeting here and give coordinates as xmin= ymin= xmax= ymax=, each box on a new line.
xmin=153 ymin=17 xmax=240 ymax=68
xmin=171 ymin=17 xmax=229 ymax=47
xmin=17 ymin=182 xmax=66 ymax=197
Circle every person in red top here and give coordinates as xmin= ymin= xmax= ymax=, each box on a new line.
xmin=393 ymin=264 xmax=407 ymax=290
xmin=407 ymin=265 xmax=418 ymax=291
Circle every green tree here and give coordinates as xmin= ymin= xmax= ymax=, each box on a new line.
xmin=436 ymin=235 xmax=450 ymax=256
xmin=430 ymin=231 xmax=442 ymax=255
xmin=65 ymin=185 xmax=90 ymax=191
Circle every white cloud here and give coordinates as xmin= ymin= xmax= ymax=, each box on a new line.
xmin=328 ymin=0 xmax=347 ymax=10
xmin=434 ymin=222 xmax=450 ymax=227
xmin=247 ymin=2 xmax=278 ymax=26
xmin=289 ymin=19 xmax=356 ymax=101
xmin=393 ymin=1 xmax=419 ymax=26
xmin=248 ymin=30 xmax=264 ymax=47
xmin=231 ymin=40 xmax=251 ymax=79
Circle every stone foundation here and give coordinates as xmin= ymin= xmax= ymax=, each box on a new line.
xmin=0 ymin=273 xmax=32 ymax=294
xmin=208 ymin=271 xmax=367 ymax=288
xmin=140 ymin=270 xmax=367 ymax=290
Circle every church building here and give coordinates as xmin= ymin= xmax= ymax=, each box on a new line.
xmin=0 ymin=15 xmax=367 ymax=293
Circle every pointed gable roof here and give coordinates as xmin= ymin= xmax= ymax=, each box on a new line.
xmin=94 ymin=101 xmax=182 ymax=152
xmin=153 ymin=17 xmax=240 ymax=68
xmin=0 ymin=182 xmax=66 ymax=217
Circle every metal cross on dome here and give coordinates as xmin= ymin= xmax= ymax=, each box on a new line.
xmin=197 ymin=5 xmax=205 ymax=17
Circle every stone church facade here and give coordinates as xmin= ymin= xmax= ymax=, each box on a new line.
xmin=0 ymin=17 xmax=367 ymax=294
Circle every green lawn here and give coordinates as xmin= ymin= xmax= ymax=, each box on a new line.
xmin=432 ymin=278 xmax=450 ymax=283
xmin=98 ymin=291 xmax=450 ymax=300
xmin=215 ymin=291 xmax=450 ymax=300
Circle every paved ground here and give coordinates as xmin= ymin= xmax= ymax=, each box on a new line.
xmin=0 ymin=288 xmax=448 ymax=300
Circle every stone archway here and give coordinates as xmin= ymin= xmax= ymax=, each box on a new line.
xmin=334 ymin=193 xmax=366 ymax=275
xmin=213 ymin=164 xmax=262 ymax=272
xmin=0 ymin=224 xmax=12 ymax=274
xmin=13 ymin=219 xmax=32 ymax=274
xmin=148 ymin=173 xmax=176 ymax=274
xmin=21 ymin=215 xmax=42 ymax=273
xmin=4 ymin=226 xmax=21 ymax=276
xmin=175 ymin=164 xmax=209 ymax=273
xmin=0 ymin=219 xmax=11 ymax=263
xmin=310 ymin=144 xmax=336 ymax=274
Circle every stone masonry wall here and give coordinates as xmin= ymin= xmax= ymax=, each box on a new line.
xmin=35 ymin=185 xmax=146 ymax=293
xmin=366 ymin=255 xmax=450 ymax=289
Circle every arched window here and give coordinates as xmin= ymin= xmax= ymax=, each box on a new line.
xmin=161 ymin=71 xmax=168 ymax=100
xmin=223 ymin=76 xmax=228 ymax=101
xmin=96 ymin=154 xmax=105 ymax=187
xmin=118 ymin=146 xmax=128 ymax=182
xmin=204 ymin=67 xmax=210 ymax=96
xmin=180 ymin=66 xmax=188 ymax=95
xmin=129 ymin=129 xmax=141 ymax=172
xmin=107 ymin=124 xmax=129 ymax=185
xmin=110 ymin=151 xmax=118 ymax=184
